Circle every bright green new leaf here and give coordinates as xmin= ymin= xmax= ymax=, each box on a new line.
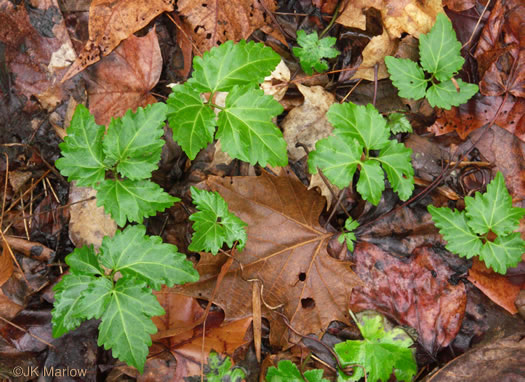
xmin=419 ymin=13 xmax=464 ymax=82
xmin=374 ymin=140 xmax=414 ymax=201
xmin=335 ymin=314 xmax=417 ymax=382
xmin=98 ymin=225 xmax=199 ymax=289
xmin=464 ymin=172 xmax=525 ymax=236
xmin=425 ymin=79 xmax=479 ymax=109
xmin=74 ymin=277 xmax=113 ymax=320
xmin=307 ymin=135 xmax=362 ymax=189
xmin=292 ymin=30 xmax=340 ymax=75
xmin=95 ymin=179 xmax=178 ymax=226
xmin=427 ymin=205 xmax=483 ymax=259
xmin=201 ymin=352 xmax=246 ymax=382
xmin=386 ymin=113 xmax=413 ymax=134
xmin=266 ymin=360 xmax=328 ymax=382
xmin=103 ymin=103 xmax=167 ymax=180
xmin=65 ymin=245 xmax=103 ymax=276
xmin=167 ymin=83 xmax=217 ymax=160
xmin=217 ymin=86 xmax=287 ymax=167
xmin=327 ymin=103 xmax=390 ymax=151
xmin=338 ymin=217 xmax=360 ymax=252
xmin=357 ymin=160 xmax=385 ymax=206
xmin=189 ymin=40 xmax=280 ymax=93
xmin=189 ymin=187 xmax=247 ymax=254
xmin=52 ymin=274 xmax=94 ymax=337
xmin=55 ymin=104 xmax=107 ymax=187
xmin=480 ymin=233 xmax=525 ymax=274
xmin=384 ymin=57 xmax=427 ymax=100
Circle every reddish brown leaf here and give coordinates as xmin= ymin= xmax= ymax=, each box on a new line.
xmin=349 ymin=244 xmax=467 ymax=354
xmin=0 ymin=239 xmax=13 ymax=287
xmin=62 ymin=0 xmax=173 ymax=82
xmin=174 ymin=172 xmax=362 ymax=348
xmin=177 ymin=0 xmax=277 ymax=52
xmin=84 ymin=28 xmax=162 ymax=125
xmin=443 ymin=0 xmax=476 ymax=12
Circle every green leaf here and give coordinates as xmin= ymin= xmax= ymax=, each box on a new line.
xmin=189 ymin=40 xmax=280 ymax=93
xmin=335 ymin=314 xmax=417 ymax=382
xmin=266 ymin=360 xmax=328 ymax=382
xmin=65 ymin=245 xmax=103 ymax=276
xmin=189 ymin=187 xmax=247 ymax=254
xmin=374 ymin=140 xmax=414 ymax=201
xmin=55 ymin=104 xmax=107 ymax=187
xmin=96 ymin=278 xmax=165 ymax=373
xmin=426 ymin=79 xmax=478 ymax=109
xmin=202 ymin=352 xmax=246 ymax=382
xmin=292 ymin=30 xmax=340 ymax=75
xmin=95 ymin=179 xmax=178 ymax=226
xmin=167 ymin=83 xmax=217 ymax=160
xmin=75 ymin=277 xmax=113 ymax=320
xmin=384 ymin=57 xmax=428 ymax=100
xmin=103 ymin=103 xmax=167 ymax=180
xmin=386 ymin=113 xmax=413 ymax=134
xmin=464 ymin=172 xmax=525 ymax=236
xmin=427 ymin=205 xmax=483 ymax=259
xmin=327 ymin=103 xmax=390 ymax=151
xmin=357 ymin=160 xmax=385 ymax=206
xmin=98 ymin=225 xmax=199 ymax=289
xmin=217 ymin=86 xmax=287 ymax=167
xmin=52 ymin=274 xmax=95 ymax=337
xmin=480 ymin=233 xmax=525 ymax=274
xmin=419 ymin=13 xmax=464 ymax=81
xmin=339 ymin=217 xmax=360 ymax=252
xmin=307 ymin=135 xmax=362 ymax=189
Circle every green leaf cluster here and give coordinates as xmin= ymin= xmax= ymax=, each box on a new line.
xmin=266 ymin=360 xmax=328 ymax=382
xmin=189 ymin=187 xmax=247 ymax=254
xmin=52 ymin=225 xmax=199 ymax=372
xmin=308 ymin=102 xmax=415 ymax=205
xmin=334 ymin=312 xmax=417 ymax=382
xmin=198 ymin=352 xmax=246 ymax=382
xmin=55 ymin=104 xmax=177 ymax=226
xmin=386 ymin=113 xmax=413 ymax=134
xmin=385 ymin=13 xmax=478 ymax=109
xmin=338 ymin=217 xmax=360 ymax=252
xmin=428 ymin=172 xmax=525 ymax=274
xmin=167 ymin=40 xmax=288 ymax=167
xmin=292 ymin=30 xmax=340 ymax=75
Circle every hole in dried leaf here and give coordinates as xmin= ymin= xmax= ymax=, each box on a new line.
xmin=298 ymin=272 xmax=306 ymax=281
xmin=206 ymin=33 xmax=212 ymax=39
xmin=301 ymin=298 xmax=315 ymax=309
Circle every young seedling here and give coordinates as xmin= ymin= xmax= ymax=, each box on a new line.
xmin=429 ymin=172 xmax=525 ymax=274
xmin=308 ymin=102 xmax=415 ymax=205
xmin=292 ymin=30 xmax=340 ymax=75
xmin=338 ymin=217 xmax=360 ymax=252
xmin=385 ymin=13 xmax=478 ymax=109
xmin=266 ymin=360 xmax=328 ymax=382
xmin=191 ymin=352 xmax=246 ymax=382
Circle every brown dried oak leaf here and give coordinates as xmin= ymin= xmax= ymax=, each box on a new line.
xmin=62 ymin=0 xmax=173 ymax=82
xmin=174 ymin=172 xmax=362 ymax=348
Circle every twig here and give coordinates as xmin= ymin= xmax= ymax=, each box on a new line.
xmin=462 ymin=0 xmax=491 ymax=49
xmin=341 ymin=78 xmax=363 ymax=103
xmin=372 ymin=63 xmax=378 ymax=107
xmin=0 ymin=316 xmax=55 ymax=349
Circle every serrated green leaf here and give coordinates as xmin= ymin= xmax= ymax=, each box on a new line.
xmin=426 ymin=79 xmax=478 ymax=109
xmin=357 ymin=160 xmax=385 ymax=206
xmin=419 ymin=13 xmax=464 ymax=81
xmin=480 ymin=233 xmax=525 ymax=274
xmin=384 ymin=57 xmax=428 ymax=100
xmin=292 ymin=30 xmax=340 ymax=75
xmin=339 ymin=217 xmax=359 ymax=252
xmin=96 ymin=278 xmax=164 ymax=373
xmin=65 ymin=245 xmax=103 ymax=276
xmin=217 ymin=86 xmax=287 ymax=167
xmin=55 ymin=104 xmax=107 ymax=187
xmin=266 ymin=360 xmax=328 ymax=382
xmin=465 ymin=172 xmax=525 ymax=236
xmin=307 ymin=135 xmax=362 ymax=189
xmin=103 ymin=103 xmax=167 ymax=180
xmin=167 ymin=83 xmax=217 ymax=160
xmin=75 ymin=277 xmax=113 ymax=320
xmin=428 ymin=206 xmax=483 ymax=258
xmin=98 ymin=225 xmax=199 ymax=289
xmin=189 ymin=187 xmax=247 ymax=254
xmin=52 ymin=274 xmax=95 ymax=337
xmin=335 ymin=315 xmax=417 ymax=382
xmin=189 ymin=40 xmax=280 ymax=93
xmin=374 ymin=140 xmax=414 ymax=201
xmin=202 ymin=352 xmax=246 ymax=382
xmin=386 ymin=113 xmax=413 ymax=134
xmin=327 ymin=103 xmax=390 ymax=151
xmin=95 ymin=179 xmax=178 ymax=226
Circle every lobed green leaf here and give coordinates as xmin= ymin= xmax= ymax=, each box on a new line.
xmin=65 ymin=245 xmax=103 ymax=276
xmin=266 ymin=360 xmax=328 ymax=382
xmin=202 ymin=352 xmax=246 ymax=382
xmin=425 ymin=79 xmax=478 ymax=109
xmin=386 ymin=113 xmax=413 ymax=134
xmin=384 ymin=57 xmax=427 ymax=100
xmin=480 ymin=233 xmax=525 ymax=274
xmin=374 ymin=140 xmax=414 ymax=201
xmin=292 ymin=30 xmax=340 ymax=75
xmin=357 ymin=160 xmax=385 ymax=206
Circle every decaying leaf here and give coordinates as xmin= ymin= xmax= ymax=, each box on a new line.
xmin=174 ymin=172 xmax=362 ymax=348
xmin=0 ymin=239 xmax=13 ymax=287
xmin=352 ymin=29 xmax=396 ymax=81
xmin=62 ymin=0 xmax=173 ymax=81
xmin=84 ymin=28 xmax=162 ymax=125
xmin=177 ymin=0 xmax=277 ymax=52
xmin=349 ymin=243 xmax=467 ymax=353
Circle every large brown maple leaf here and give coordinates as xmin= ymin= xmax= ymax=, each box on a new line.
xmin=174 ymin=172 xmax=362 ymax=348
